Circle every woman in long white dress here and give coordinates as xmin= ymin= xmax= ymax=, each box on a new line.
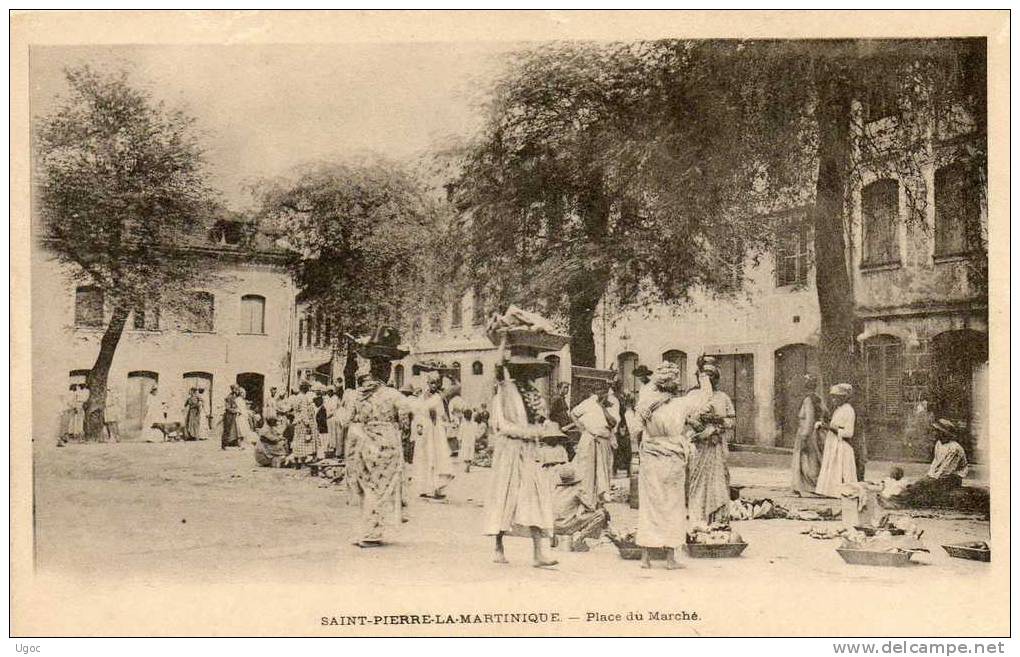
xmin=411 ymin=372 xmax=455 ymax=499
xmin=636 ymin=361 xmax=697 ymax=570
xmin=815 ymin=383 xmax=858 ymax=497
xmin=235 ymin=388 xmax=259 ymax=445
xmin=142 ymin=386 xmax=167 ymax=442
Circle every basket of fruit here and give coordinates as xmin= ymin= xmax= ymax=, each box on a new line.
xmin=684 ymin=523 xmax=748 ymax=558
xmin=836 ymin=528 xmax=927 ymax=566
xmin=942 ymin=541 xmax=990 ymax=562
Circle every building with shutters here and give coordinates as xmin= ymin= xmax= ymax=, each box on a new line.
xmin=595 ymin=101 xmax=987 ymax=461
xmin=32 ymin=218 xmax=298 ymax=442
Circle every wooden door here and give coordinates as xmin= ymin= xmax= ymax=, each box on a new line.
xmin=711 ymin=354 xmax=756 ymax=445
xmin=125 ymin=371 xmax=158 ymax=439
xmin=774 ymin=344 xmax=817 ymax=448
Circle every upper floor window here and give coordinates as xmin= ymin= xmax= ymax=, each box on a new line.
xmin=74 ymin=286 xmax=104 ymax=327
xmin=451 ymin=295 xmax=463 ymax=329
xmin=182 ymin=291 xmax=215 ymax=333
xmin=240 ymin=294 xmax=266 ymax=334
xmin=472 ymin=285 xmax=486 ymax=326
xmin=776 ymin=219 xmax=811 ymax=287
xmin=935 ymin=162 xmax=981 ymax=258
xmin=617 ymin=351 xmax=640 ymax=396
xmin=863 ymin=86 xmax=899 ymax=123
xmin=298 ymin=318 xmax=306 ymax=348
xmin=429 ymin=311 xmax=442 ymax=333
xmin=132 ymin=302 xmax=161 ymax=331
xmin=861 ymin=179 xmax=900 ymax=267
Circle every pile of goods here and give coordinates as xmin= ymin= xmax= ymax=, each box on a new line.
xmin=839 ymin=527 xmax=927 ymax=554
xmin=857 ymin=514 xmax=920 ymax=537
xmin=308 ymin=458 xmax=345 ymax=483
xmin=687 ymin=522 xmax=744 ymax=545
xmin=604 ymin=481 xmax=630 ymax=504
xmin=787 ymin=507 xmax=842 ymax=521
xmin=802 ymin=526 xmax=854 ymax=540
xmin=728 ymin=497 xmax=788 ymax=520
xmin=606 ymin=529 xmax=665 ymax=560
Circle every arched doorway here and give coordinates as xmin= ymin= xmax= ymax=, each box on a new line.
xmin=183 ymin=372 xmax=214 ymax=433
xmin=617 ymin=351 xmax=639 ymax=395
xmin=930 ymin=329 xmax=988 ymax=427
xmin=236 ymin=372 xmax=265 ymax=418
xmin=774 ymin=344 xmax=817 ymax=448
xmin=125 ymin=371 xmax=159 ymax=439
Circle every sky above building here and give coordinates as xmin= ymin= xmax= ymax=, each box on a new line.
xmin=30 ymin=42 xmax=521 ymax=209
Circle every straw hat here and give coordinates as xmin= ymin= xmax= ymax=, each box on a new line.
xmin=931 ymin=418 xmax=961 ymax=438
xmin=541 ymin=421 xmax=568 ymax=440
xmin=829 ymin=383 xmax=853 ymax=397
xmin=557 ymin=467 xmax=580 ymax=486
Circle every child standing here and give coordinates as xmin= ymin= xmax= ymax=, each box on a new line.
xmin=460 ymin=409 xmax=478 ymax=472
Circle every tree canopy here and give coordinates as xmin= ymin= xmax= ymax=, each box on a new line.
xmin=447 ymin=39 xmax=987 ymax=370
xmin=36 ymin=65 xmax=217 ymax=438
xmin=257 ymin=158 xmax=447 ymax=345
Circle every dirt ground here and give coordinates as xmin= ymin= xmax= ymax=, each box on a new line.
xmin=25 ymin=440 xmax=1001 ymax=636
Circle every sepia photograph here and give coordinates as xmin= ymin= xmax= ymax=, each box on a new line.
xmin=9 ymin=10 xmax=1010 ymax=640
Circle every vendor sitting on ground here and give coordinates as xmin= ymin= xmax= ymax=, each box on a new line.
xmin=255 ymin=416 xmax=288 ymax=468
xmin=553 ymin=466 xmax=609 ymax=551
xmin=885 ymin=419 xmax=987 ymax=513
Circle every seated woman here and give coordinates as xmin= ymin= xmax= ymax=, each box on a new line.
xmin=552 ymin=466 xmax=608 ymax=551
xmin=255 ymin=416 xmax=288 ymax=468
xmin=886 ymin=419 xmax=986 ymax=512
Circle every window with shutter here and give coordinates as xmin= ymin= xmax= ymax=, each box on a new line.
xmin=240 ymin=295 xmax=266 ymax=334
xmin=776 ymin=219 xmax=811 ymax=287
xmin=862 ymin=179 xmax=901 ymax=267
xmin=935 ymin=163 xmax=980 ymax=258
xmin=472 ymin=285 xmax=486 ymax=326
xmin=864 ymin=335 xmax=903 ymax=422
xmin=74 ymin=286 xmax=104 ymax=327
xmin=451 ymin=295 xmax=463 ymax=328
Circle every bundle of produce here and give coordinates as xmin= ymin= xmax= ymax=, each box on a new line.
xmin=728 ymin=497 xmax=789 ymax=520
xmin=687 ymin=522 xmax=744 ymax=545
xmin=802 ymin=526 xmax=853 ymax=540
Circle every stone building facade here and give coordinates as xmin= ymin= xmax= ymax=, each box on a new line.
xmin=32 ymin=234 xmax=298 ymax=442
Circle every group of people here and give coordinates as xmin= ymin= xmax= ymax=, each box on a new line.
xmin=58 ymin=383 xmax=210 ymax=444
xmin=788 ymin=377 xmax=983 ymax=512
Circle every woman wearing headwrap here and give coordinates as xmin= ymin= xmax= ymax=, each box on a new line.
xmin=815 ymin=383 xmax=858 ymax=497
xmin=411 ymin=370 xmax=455 ymax=499
xmin=636 ymin=361 xmax=697 ymax=570
xmin=345 ymin=330 xmax=411 ymax=547
xmin=791 ymin=374 xmax=826 ymax=495
xmin=686 ymin=363 xmax=735 ymax=525
xmin=482 ymin=355 xmax=558 ymax=568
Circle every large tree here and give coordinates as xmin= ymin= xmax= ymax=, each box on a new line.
xmin=449 ymin=39 xmax=986 ymax=381
xmin=37 ymin=66 xmax=216 ymax=440
xmin=257 ymin=158 xmax=447 ymax=381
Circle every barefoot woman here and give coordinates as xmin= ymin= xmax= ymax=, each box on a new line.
xmin=636 ymin=362 xmax=696 ymax=570
xmin=345 ymin=327 xmax=411 ymax=548
xmin=482 ymin=351 xmax=558 ymax=568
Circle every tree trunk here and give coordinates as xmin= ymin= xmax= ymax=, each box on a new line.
xmin=83 ymin=305 xmax=130 ymax=441
xmin=811 ymin=67 xmax=858 ymax=392
xmin=567 ymin=282 xmax=602 ymax=368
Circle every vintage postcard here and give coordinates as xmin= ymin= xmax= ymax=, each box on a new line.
xmin=9 ymin=10 xmax=1010 ymax=638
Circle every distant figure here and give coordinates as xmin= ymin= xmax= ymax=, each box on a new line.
xmin=548 ymin=382 xmax=572 ymax=428
xmin=142 ymin=386 xmax=167 ymax=442
xmin=221 ymin=385 xmax=242 ymax=449
xmin=314 ymin=393 xmax=330 ymax=460
xmin=791 ymin=374 xmax=825 ymax=495
xmin=290 ymin=382 xmax=317 ymax=465
xmin=255 ymin=417 xmax=287 ymax=468
xmin=263 ymin=386 xmax=279 ymax=422
xmin=459 ymin=408 xmax=479 ymax=472
xmin=104 ymin=389 xmax=121 ymax=443
xmin=815 ymin=384 xmax=858 ymax=497
xmin=880 ymin=466 xmax=907 ymax=501
xmin=182 ymin=387 xmax=203 ymax=441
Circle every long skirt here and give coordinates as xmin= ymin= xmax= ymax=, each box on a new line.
xmin=791 ymin=428 xmax=823 ymax=494
xmin=482 ymin=435 xmax=554 ymax=537
xmin=221 ymin=411 xmax=240 ymax=447
xmin=687 ymin=440 xmax=730 ymax=525
xmin=815 ymin=434 xmax=857 ymax=497
xmin=348 ymin=421 xmax=404 ymax=542
xmin=184 ymin=408 xmax=202 ymax=441
xmin=328 ymin=415 xmax=344 ymax=457
xmin=291 ymin=424 xmax=316 ymax=459
xmin=573 ymin=433 xmax=613 ymax=505
xmin=637 ymin=448 xmax=688 ymax=548
xmin=413 ymin=422 xmax=454 ymax=497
